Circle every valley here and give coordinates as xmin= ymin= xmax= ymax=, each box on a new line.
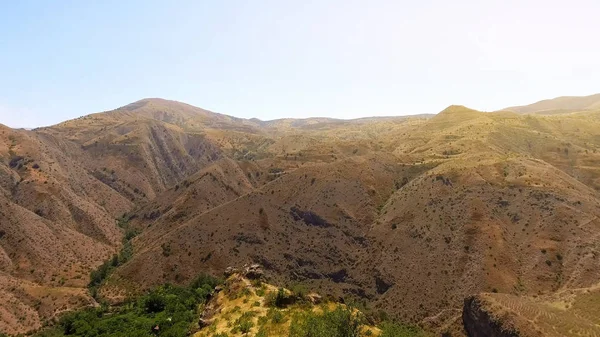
xmin=1 ymin=94 xmax=600 ymax=336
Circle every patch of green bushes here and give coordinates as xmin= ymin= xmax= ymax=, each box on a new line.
xmin=35 ymin=274 xmax=220 ymax=337
xmin=88 ymin=216 xmax=139 ymax=298
xmin=287 ymin=305 xmax=427 ymax=337
xmin=288 ymin=306 xmax=362 ymax=337
xmin=379 ymin=322 xmax=428 ymax=337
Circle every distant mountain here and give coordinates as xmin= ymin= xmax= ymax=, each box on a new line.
xmin=503 ymin=93 xmax=600 ymax=114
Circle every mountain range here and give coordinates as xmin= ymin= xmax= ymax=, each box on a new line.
xmin=1 ymin=93 xmax=600 ymax=336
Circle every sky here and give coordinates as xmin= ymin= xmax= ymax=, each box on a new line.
xmin=1 ymin=0 xmax=599 ymax=128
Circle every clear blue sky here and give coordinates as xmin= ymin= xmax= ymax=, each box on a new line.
xmin=1 ymin=0 xmax=599 ymax=127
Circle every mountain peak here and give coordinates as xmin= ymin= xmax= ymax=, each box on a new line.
xmin=438 ymin=105 xmax=480 ymax=114
xmin=108 ymin=98 xmax=227 ymax=125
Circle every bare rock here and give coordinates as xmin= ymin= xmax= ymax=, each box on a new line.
xmin=244 ymin=264 xmax=264 ymax=280
xmin=198 ymin=318 xmax=211 ymax=329
xmin=224 ymin=266 xmax=239 ymax=277
xmin=306 ymin=293 xmax=323 ymax=305
xmin=463 ymin=295 xmax=521 ymax=337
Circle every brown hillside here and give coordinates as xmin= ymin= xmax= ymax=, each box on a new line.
xmin=504 ymin=93 xmax=600 ymax=114
xmin=464 ymin=285 xmax=600 ymax=337
xmin=0 ymin=125 xmax=132 ymax=334
xmin=99 ymin=103 xmax=600 ymax=335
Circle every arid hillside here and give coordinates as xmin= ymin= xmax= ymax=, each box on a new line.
xmin=102 ymin=103 xmax=600 ymax=336
xmin=1 ymin=96 xmax=600 ymax=336
xmin=504 ymin=93 xmax=600 ymax=115
xmin=464 ymin=285 xmax=600 ymax=337
xmin=0 ymin=125 xmax=131 ymax=334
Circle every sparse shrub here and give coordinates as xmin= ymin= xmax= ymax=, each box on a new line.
xmin=110 ymin=254 xmax=119 ymax=267
xmin=118 ymin=241 xmax=134 ymax=264
xmin=241 ymin=287 xmax=252 ymax=297
xmin=255 ymin=328 xmax=268 ymax=337
xmin=265 ymin=288 xmax=291 ymax=308
xmin=268 ymin=308 xmax=286 ymax=324
xmin=232 ymin=311 xmax=256 ymax=335
xmin=123 ymin=227 xmax=139 ymax=242
xmin=255 ymin=285 xmax=266 ymax=297
xmin=161 ymin=243 xmax=172 ymax=257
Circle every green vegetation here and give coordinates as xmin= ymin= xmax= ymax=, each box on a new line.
xmin=379 ymin=322 xmax=428 ymax=337
xmin=161 ymin=243 xmax=172 ymax=257
xmin=265 ymin=288 xmax=291 ymax=308
xmin=286 ymin=305 xmax=427 ymax=337
xmin=267 ymin=308 xmax=286 ymax=324
xmin=35 ymin=274 xmax=220 ymax=337
xmin=88 ymin=216 xmax=139 ymax=299
xmin=231 ymin=311 xmax=256 ymax=335
xmin=288 ymin=306 xmax=362 ymax=337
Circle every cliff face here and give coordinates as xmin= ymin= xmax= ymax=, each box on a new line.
xmin=463 ymin=296 xmax=520 ymax=337
xmin=463 ymin=290 xmax=600 ymax=337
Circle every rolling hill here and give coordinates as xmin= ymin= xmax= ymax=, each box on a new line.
xmin=503 ymin=93 xmax=600 ymax=115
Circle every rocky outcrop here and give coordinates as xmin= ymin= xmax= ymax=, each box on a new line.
xmin=244 ymin=264 xmax=265 ymax=280
xmin=463 ymin=295 xmax=520 ymax=337
xmin=463 ymin=291 xmax=600 ymax=337
xmin=224 ymin=264 xmax=264 ymax=280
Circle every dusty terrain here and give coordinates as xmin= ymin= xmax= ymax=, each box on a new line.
xmin=1 ymin=94 xmax=600 ymax=335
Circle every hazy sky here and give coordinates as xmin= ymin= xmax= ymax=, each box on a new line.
xmin=1 ymin=0 xmax=599 ymax=127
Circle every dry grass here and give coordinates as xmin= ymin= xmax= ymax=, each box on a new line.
xmin=193 ymin=274 xmax=380 ymax=337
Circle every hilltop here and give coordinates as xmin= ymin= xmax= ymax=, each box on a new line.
xmin=192 ymin=267 xmax=425 ymax=337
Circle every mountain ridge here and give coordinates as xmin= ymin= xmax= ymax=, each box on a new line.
xmin=503 ymin=93 xmax=600 ymax=114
